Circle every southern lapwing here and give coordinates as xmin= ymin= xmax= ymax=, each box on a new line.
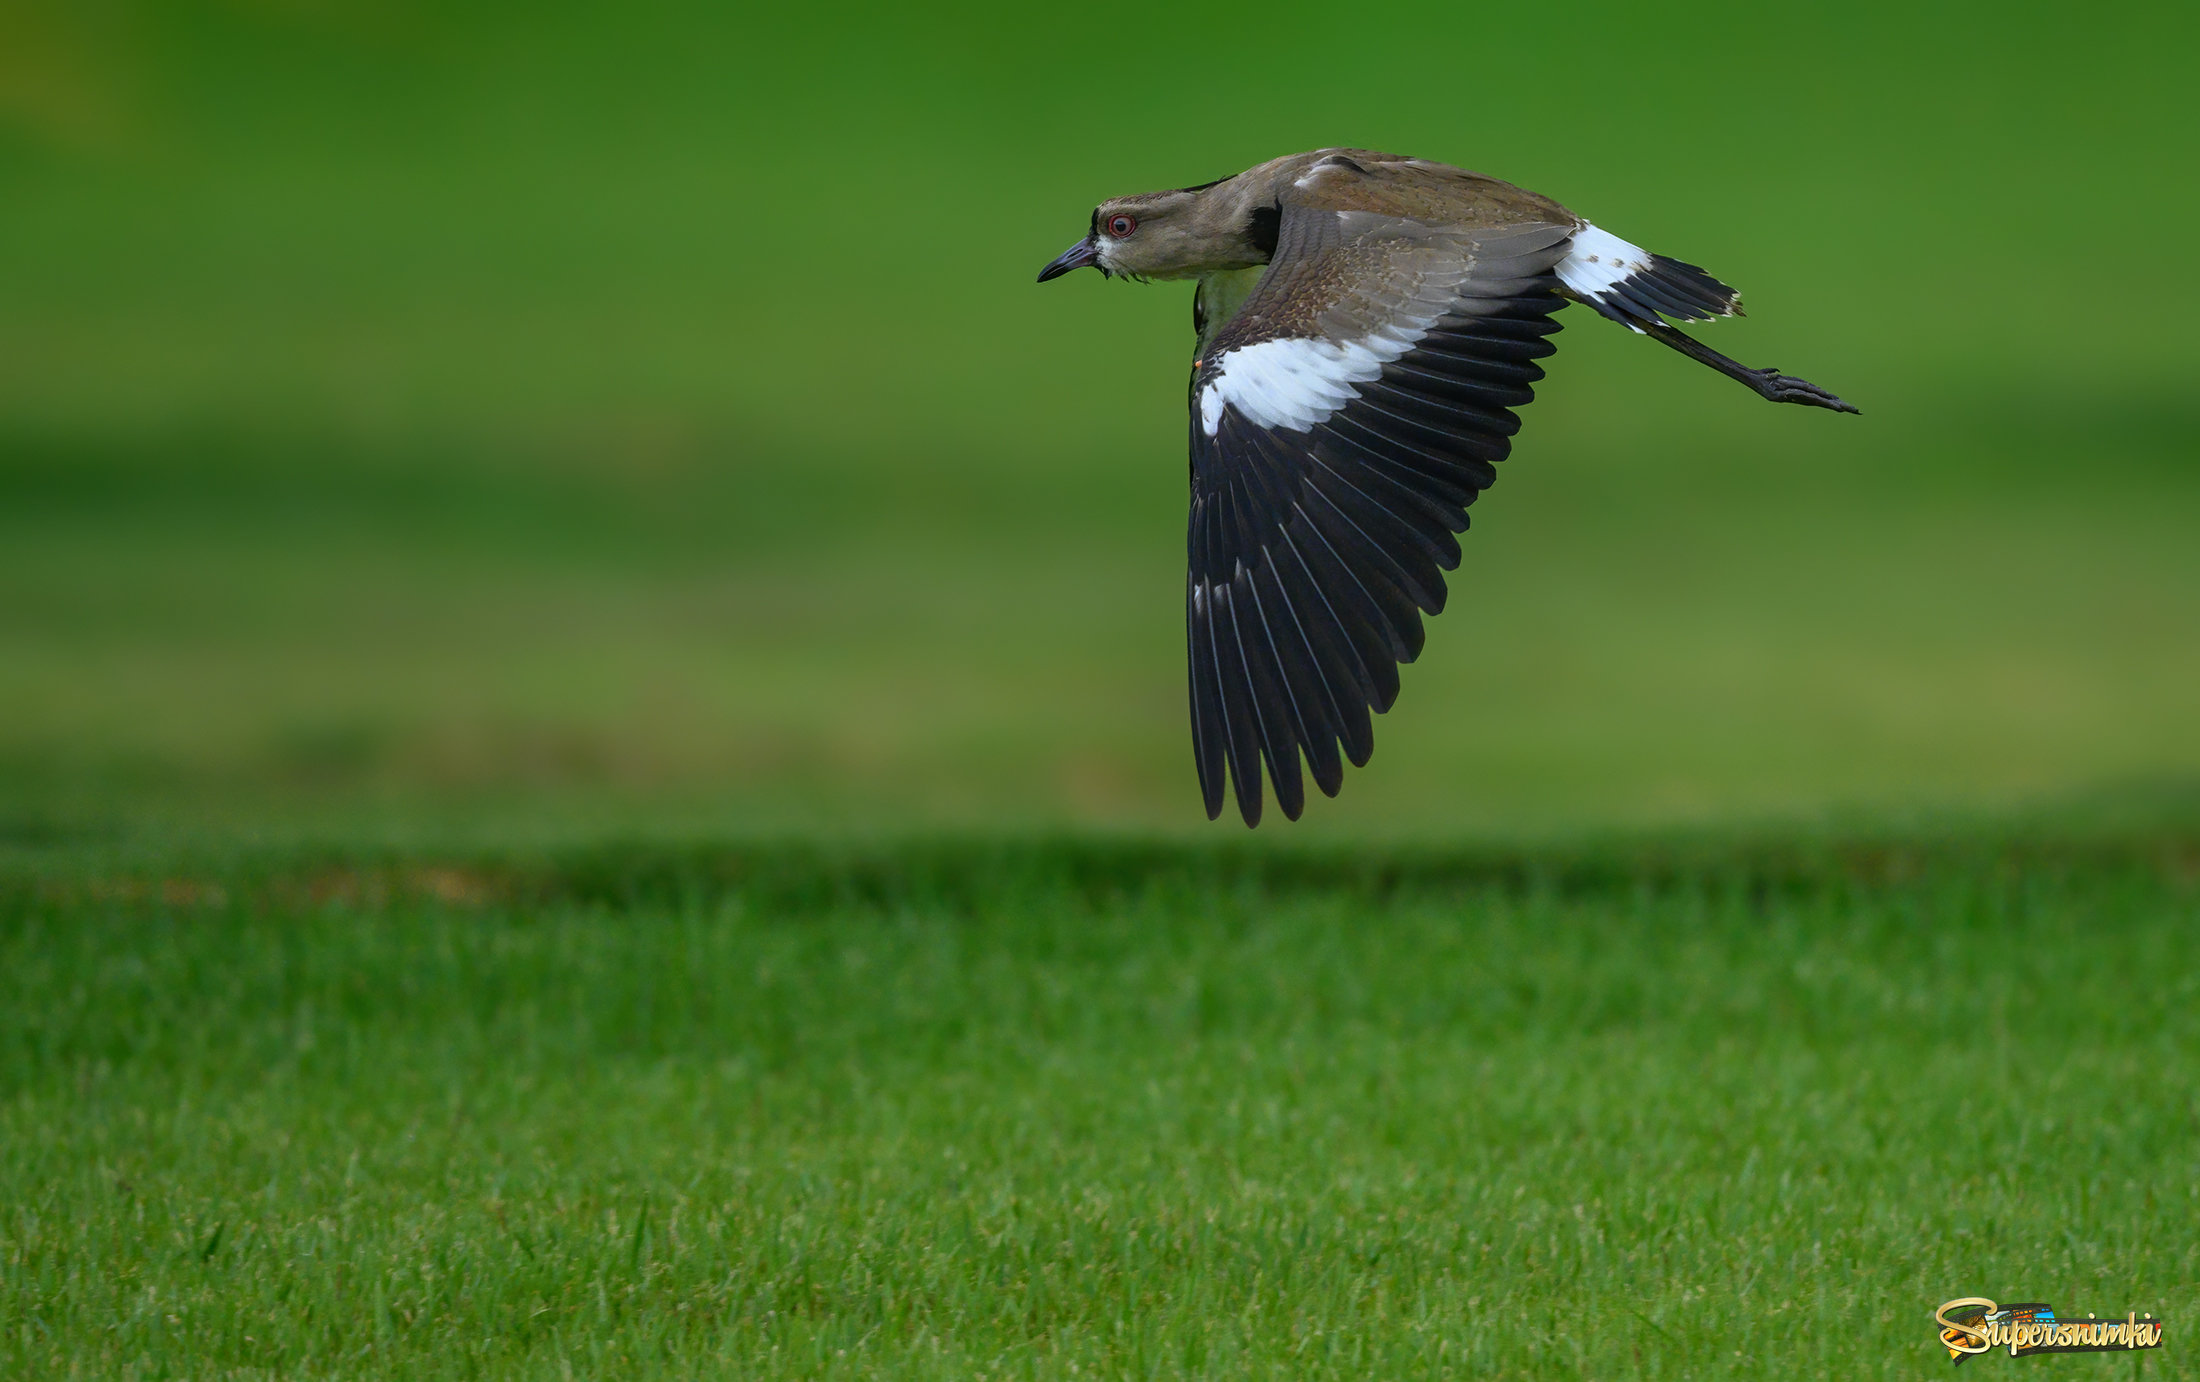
xmin=1037 ymin=148 xmax=1856 ymax=827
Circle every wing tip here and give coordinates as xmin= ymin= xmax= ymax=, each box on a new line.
xmin=1232 ymin=777 xmax=1264 ymax=828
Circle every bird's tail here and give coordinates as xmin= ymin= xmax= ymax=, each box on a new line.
xmin=1555 ymin=223 xmax=1742 ymax=332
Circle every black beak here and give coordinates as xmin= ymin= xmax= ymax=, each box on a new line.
xmin=1036 ymin=237 xmax=1100 ymax=283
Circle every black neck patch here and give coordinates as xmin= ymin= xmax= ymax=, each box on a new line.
xmin=1246 ymin=203 xmax=1281 ymax=258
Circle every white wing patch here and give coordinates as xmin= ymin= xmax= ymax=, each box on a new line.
xmin=1556 ymin=223 xmax=1653 ymax=327
xmin=1198 ymin=330 xmax=1426 ymax=437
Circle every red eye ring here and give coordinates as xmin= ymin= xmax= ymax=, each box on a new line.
xmin=1105 ymin=214 xmax=1137 ymax=238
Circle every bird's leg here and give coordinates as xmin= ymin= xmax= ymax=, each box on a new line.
xmin=1637 ymin=319 xmax=1860 ymax=414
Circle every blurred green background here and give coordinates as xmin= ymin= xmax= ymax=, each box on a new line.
xmin=1 ymin=0 xmax=2194 ymax=844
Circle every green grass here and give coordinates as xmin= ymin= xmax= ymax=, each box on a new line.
xmin=3 ymin=2 xmax=2198 ymax=840
xmin=6 ymin=827 xmax=2196 ymax=1378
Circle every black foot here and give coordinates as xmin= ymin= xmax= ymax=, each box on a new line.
xmin=1750 ymin=368 xmax=1859 ymax=414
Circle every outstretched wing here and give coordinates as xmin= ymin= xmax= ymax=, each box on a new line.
xmin=1186 ymin=182 xmax=1571 ymax=825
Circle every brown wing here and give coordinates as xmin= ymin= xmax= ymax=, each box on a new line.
xmin=1185 ymin=167 xmax=1571 ymax=825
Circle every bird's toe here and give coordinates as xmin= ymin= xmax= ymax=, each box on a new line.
xmin=1755 ymin=369 xmax=1859 ymax=414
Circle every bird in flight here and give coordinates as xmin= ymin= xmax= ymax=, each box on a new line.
xmin=1037 ymin=148 xmax=1856 ymax=827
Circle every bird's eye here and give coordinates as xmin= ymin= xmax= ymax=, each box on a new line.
xmin=1105 ymin=214 xmax=1137 ymax=238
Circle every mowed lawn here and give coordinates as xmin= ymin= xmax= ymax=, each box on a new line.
xmin=6 ymin=831 xmax=2195 ymax=1379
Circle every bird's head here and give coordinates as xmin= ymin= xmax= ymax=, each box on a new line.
xmin=1036 ymin=182 xmax=1270 ymax=284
